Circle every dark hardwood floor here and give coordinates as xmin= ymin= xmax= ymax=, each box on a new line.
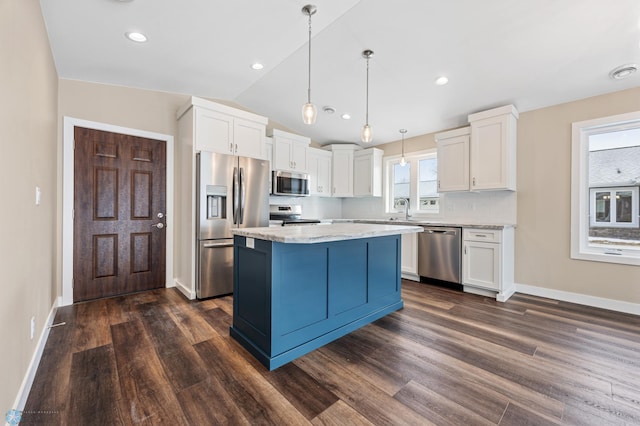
xmin=22 ymin=281 xmax=640 ymax=425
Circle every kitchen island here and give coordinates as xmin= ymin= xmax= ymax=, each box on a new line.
xmin=230 ymin=223 xmax=422 ymax=370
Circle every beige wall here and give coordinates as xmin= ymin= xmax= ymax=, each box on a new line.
xmin=516 ymin=87 xmax=640 ymax=303
xmin=0 ymin=0 xmax=58 ymax=412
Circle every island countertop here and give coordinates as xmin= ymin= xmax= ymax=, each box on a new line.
xmin=231 ymin=223 xmax=423 ymax=244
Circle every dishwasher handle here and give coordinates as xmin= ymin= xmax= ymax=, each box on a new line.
xmin=423 ymin=227 xmax=460 ymax=236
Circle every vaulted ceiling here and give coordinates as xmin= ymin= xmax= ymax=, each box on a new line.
xmin=40 ymin=0 xmax=640 ymax=145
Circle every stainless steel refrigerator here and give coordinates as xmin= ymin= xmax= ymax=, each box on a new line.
xmin=196 ymin=151 xmax=269 ymax=299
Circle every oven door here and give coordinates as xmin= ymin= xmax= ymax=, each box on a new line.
xmin=272 ymin=170 xmax=309 ymax=196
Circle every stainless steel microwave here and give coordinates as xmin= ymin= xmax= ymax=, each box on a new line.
xmin=272 ymin=170 xmax=310 ymax=196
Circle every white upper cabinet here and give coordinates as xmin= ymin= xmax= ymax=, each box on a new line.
xmin=234 ymin=118 xmax=267 ymax=159
xmin=307 ymin=147 xmax=332 ymax=197
xmin=269 ymin=129 xmax=310 ymax=173
xmin=468 ymin=104 xmax=518 ymax=191
xmin=354 ymin=148 xmax=383 ymax=197
xmin=194 ymin=108 xmax=234 ymax=154
xmin=324 ymin=144 xmax=357 ymax=197
xmin=180 ymin=96 xmax=268 ymax=160
xmin=436 ymin=127 xmax=470 ymax=192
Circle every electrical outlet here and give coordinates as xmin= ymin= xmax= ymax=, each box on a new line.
xmin=35 ymin=186 xmax=41 ymax=205
xmin=30 ymin=316 xmax=35 ymax=340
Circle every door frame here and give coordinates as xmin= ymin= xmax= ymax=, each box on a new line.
xmin=62 ymin=117 xmax=174 ymax=306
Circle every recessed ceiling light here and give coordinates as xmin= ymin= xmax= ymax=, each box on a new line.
xmin=435 ymin=76 xmax=449 ymax=85
xmin=125 ymin=32 xmax=147 ymax=43
xmin=609 ymin=64 xmax=637 ymax=80
xmin=341 ymin=113 xmax=351 ymax=120
xmin=323 ymin=106 xmax=336 ymax=114
xmin=251 ymin=63 xmax=264 ymax=70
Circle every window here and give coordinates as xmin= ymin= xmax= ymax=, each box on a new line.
xmin=386 ymin=150 xmax=439 ymax=215
xmin=590 ymin=187 xmax=638 ymax=227
xmin=571 ymin=111 xmax=640 ymax=265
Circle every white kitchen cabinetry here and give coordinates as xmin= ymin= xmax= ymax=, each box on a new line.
xmin=324 ymin=144 xmax=358 ymax=197
xmin=436 ymin=127 xmax=470 ymax=192
xmin=462 ymin=227 xmax=515 ymax=302
xmin=269 ymin=129 xmax=310 ymax=173
xmin=401 ymin=232 xmax=419 ymax=281
xmin=468 ymin=105 xmax=518 ymax=191
xmin=354 ymin=148 xmax=383 ymax=197
xmin=306 ymin=147 xmax=332 ymax=196
xmin=184 ymin=96 xmax=267 ymax=159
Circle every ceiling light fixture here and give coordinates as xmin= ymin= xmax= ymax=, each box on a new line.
xmin=323 ymin=106 xmax=336 ymax=114
xmin=399 ymin=129 xmax=407 ymax=166
xmin=435 ymin=76 xmax=449 ymax=86
xmin=251 ymin=63 xmax=264 ymax=70
xmin=361 ymin=49 xmax=374 ymax=143
xmin=341 ymin=113 xmax=351 ymax=120
xmin=125 ymin=31 xmax=147 ymax=43
xmin=301 ymin=4 xmax=318 ymax=125
xmin=609 ymin=64 xmax=638 ymax=80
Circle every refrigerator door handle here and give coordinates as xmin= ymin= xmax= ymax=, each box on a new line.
xmin=239 ymin=167 xmax=245 ymax=224
xmin=232 ymin=166 xmax=239 ymax=224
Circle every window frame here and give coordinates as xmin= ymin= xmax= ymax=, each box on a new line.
xmin=571 ymin=110 xmax=640 ymax=266
xmin=384 ymin=149 xmax=442 ymax=218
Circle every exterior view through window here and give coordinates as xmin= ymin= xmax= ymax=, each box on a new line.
xmin=388 ymin=151 xmax=439 ymax=215
xmin=588 ymin=128 xmax=640 ymax=245
xmin=572 ymin=112 xmax=640 ymax=265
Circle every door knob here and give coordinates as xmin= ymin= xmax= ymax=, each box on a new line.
xmin=151 ymin=223 xmax=164 ymax=229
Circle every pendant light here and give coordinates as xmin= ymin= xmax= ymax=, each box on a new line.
xmin=399 ymin=129 xmax=407 ymax=166
xmin=301 ymin=5 xmax=317 ymax=125
xmin=361 ymin=49 xmax=374 ymax=143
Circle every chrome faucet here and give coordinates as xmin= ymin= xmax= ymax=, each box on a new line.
xmin=398 ymin=198 xmax=411 ymax=220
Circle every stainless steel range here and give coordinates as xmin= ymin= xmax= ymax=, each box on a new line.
xmin=269 ymin=204 xmax=321 ymax=226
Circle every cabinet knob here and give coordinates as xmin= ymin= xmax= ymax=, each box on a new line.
xmin=229 ymin=142 xmax=233 ymax=152
xmin=472 ymin=177 xmax=476 ymax=186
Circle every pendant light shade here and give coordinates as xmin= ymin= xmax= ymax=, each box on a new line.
xmin=361 ymin=49 xmax=374 ymax=143
xmin=301 ymin=5 xmax=317 ymax=125
xmin=399 ymin=129 xmax=407 ymax=166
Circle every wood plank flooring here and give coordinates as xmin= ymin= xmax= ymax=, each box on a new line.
xmin=22 ymin=281 xmax=640 ymax=425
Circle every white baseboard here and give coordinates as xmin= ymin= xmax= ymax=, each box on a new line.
xmin=174 ymin=279 xmax=196 ymax=300
xmin=401 ymin=272 xmax=420 ymax=282
xmin=11 ymin=300 xmax=58 ymax=413
xmin=516 ymin=283 xmax=640 ymax=316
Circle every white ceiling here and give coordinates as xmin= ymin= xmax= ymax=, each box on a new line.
xmin=40 ymin=0 xmax=640 ymax=146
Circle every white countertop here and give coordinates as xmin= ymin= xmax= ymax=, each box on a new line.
xmin=231 ymin=223 xmax=423 ymax=244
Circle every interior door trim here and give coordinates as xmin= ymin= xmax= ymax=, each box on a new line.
xmin=62 ymin=117 xmax=175 ymax=306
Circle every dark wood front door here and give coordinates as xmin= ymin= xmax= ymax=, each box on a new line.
xmin=73 ymin=126 xmax=167 ymax=302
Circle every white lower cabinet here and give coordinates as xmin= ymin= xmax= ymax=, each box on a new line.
xmin=401 ymin=232 xmax=419 ymax=281
xmin=462 ymin=227 xmax=515 ymax=302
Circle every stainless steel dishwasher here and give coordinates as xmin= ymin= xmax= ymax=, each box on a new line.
xmin=418 ymin=226 xmax=462 ymax=283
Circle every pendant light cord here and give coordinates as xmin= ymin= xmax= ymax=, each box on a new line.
xmin=307 ymin=13 xmax=312 ymax=104
xmin=365 ymin=56 xmax=369 ymax=125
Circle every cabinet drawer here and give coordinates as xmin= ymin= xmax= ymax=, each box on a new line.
xmin=463 ymin=228 xmax=501 ymax=243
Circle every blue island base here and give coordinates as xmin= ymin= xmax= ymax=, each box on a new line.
xmin=231 ymin=234 xmax=404 ymax=371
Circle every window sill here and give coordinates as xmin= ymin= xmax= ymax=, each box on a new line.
xmin=571 ymin=249 xmax=640 ymax=266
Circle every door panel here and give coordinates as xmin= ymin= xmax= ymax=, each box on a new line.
xmin=74 ymin=127 xmax=166 ymax=302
